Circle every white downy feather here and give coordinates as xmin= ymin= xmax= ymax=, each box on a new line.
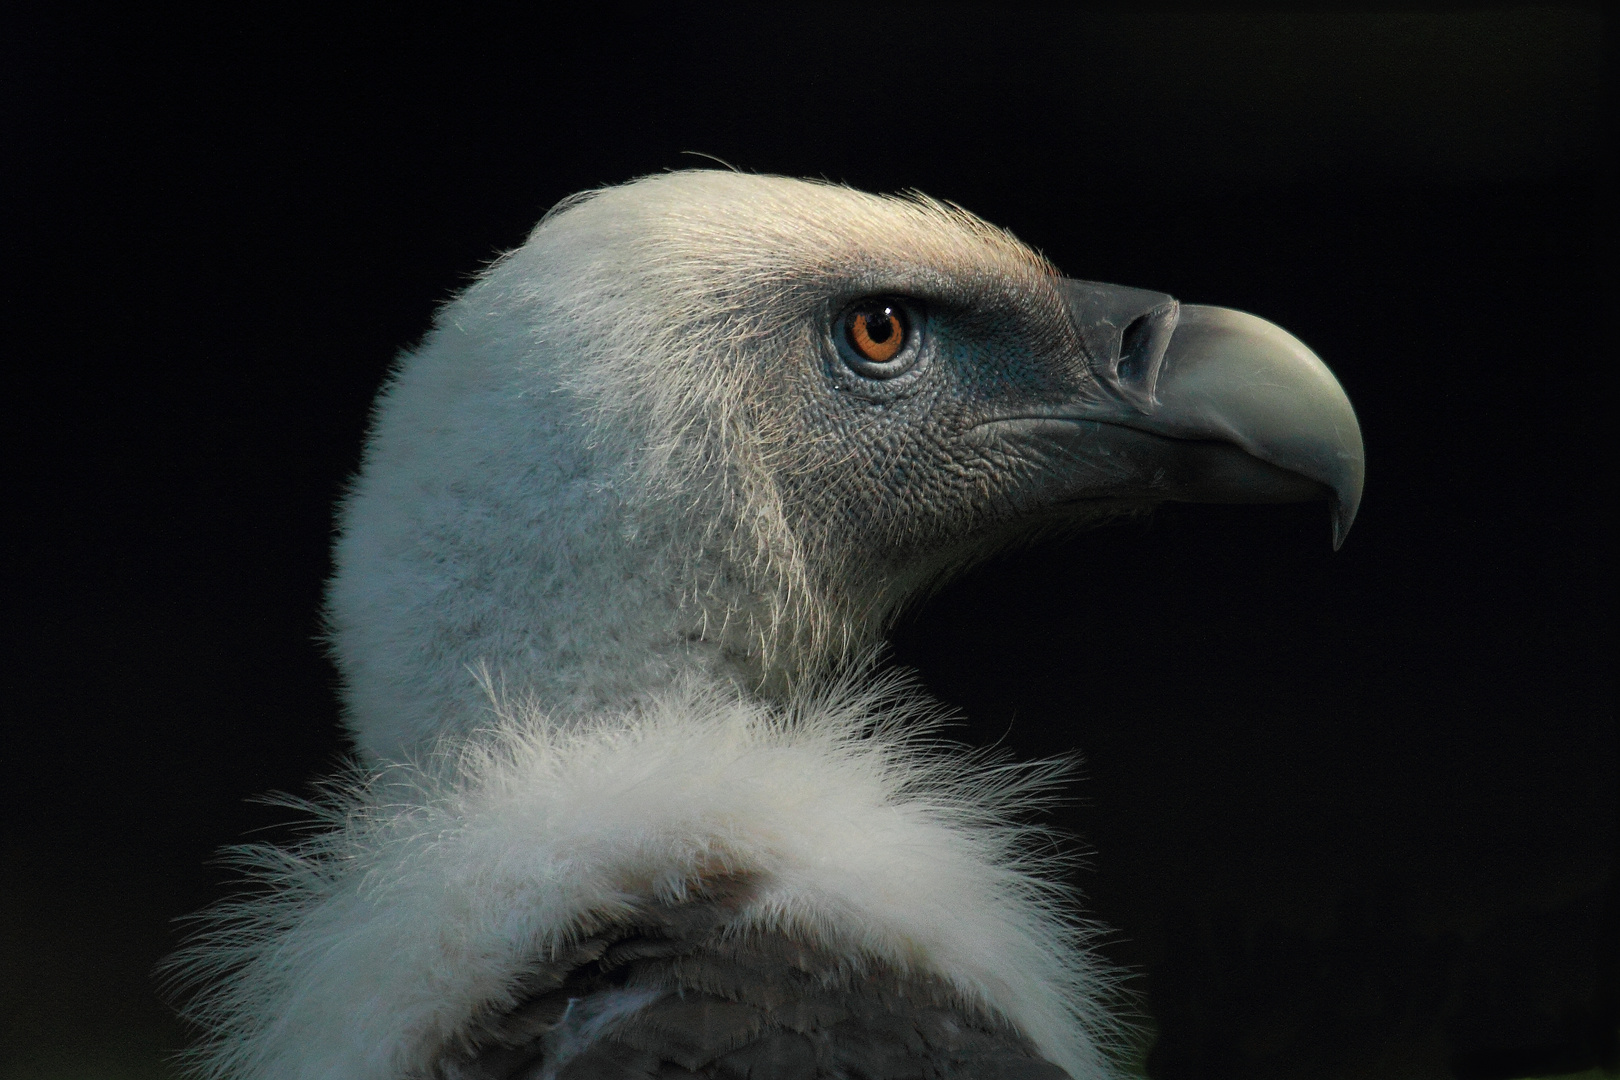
xmin=173 ymin=676 xmax=1125 ymax=1079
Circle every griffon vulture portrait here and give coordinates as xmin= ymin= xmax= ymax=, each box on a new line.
xmin=175 ymin=170 xmax=1362 ymax=1080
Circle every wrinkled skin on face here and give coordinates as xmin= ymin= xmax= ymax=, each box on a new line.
xmin=735 ymin=256 xmax=1357 ymax=636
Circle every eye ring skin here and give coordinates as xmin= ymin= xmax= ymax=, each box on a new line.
xmin=832 ymin=297 xmax=926 ymax=385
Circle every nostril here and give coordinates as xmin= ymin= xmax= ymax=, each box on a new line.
xmin=1117 ymin=314 xmax=1154 ymax=383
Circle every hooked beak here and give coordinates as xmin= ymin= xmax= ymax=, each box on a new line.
xmin=979 ymin=279 xmax=1364 ymax=548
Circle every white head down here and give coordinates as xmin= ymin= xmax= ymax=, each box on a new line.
xmin=329 ymin=171 xmax=1362 ymax=763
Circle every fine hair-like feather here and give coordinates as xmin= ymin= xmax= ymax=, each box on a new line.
xmin=326 ymin=171 xmax=1066 ymax=762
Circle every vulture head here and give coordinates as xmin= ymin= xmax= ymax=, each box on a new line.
xmin=331 ymin=170 xmax=1361 ymax=762
xmin=180 ymin=172 xmax=1361 ymax=1080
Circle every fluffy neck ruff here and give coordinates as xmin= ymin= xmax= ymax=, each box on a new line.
xmin=173 ymin=678 xmax=1126 ymax=1080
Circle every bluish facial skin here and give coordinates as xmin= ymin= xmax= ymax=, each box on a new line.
xmin=780 ymin=272 xmax=1091 ymax=562
xmin=768 ymin=267 xmax=1361 ymax=580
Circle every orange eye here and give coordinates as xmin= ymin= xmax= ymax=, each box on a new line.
xmin=846 ymin=302 xmax=908 ymax=364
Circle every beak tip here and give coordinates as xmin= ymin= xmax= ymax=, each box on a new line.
xmin=1331 ymin=495 xmax=1359 ymax=551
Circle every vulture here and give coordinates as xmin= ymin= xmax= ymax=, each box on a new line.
xmin=175 ymin=171 xmax=1363 ymax=1080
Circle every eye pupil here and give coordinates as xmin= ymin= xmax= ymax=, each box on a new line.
xmin=846 ymin=301 xmax=908 ymax=365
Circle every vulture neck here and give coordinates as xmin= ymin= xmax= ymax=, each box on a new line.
xmin=330 ymin=336 xmax=868 ymax=761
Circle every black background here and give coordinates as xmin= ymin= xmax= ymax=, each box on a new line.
xmin=2 ymin=7 xmax=1613 ymax=1080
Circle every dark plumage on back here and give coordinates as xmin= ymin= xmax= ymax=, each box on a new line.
xmin=437 ymin=878 xmax=1069 ymax=1080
